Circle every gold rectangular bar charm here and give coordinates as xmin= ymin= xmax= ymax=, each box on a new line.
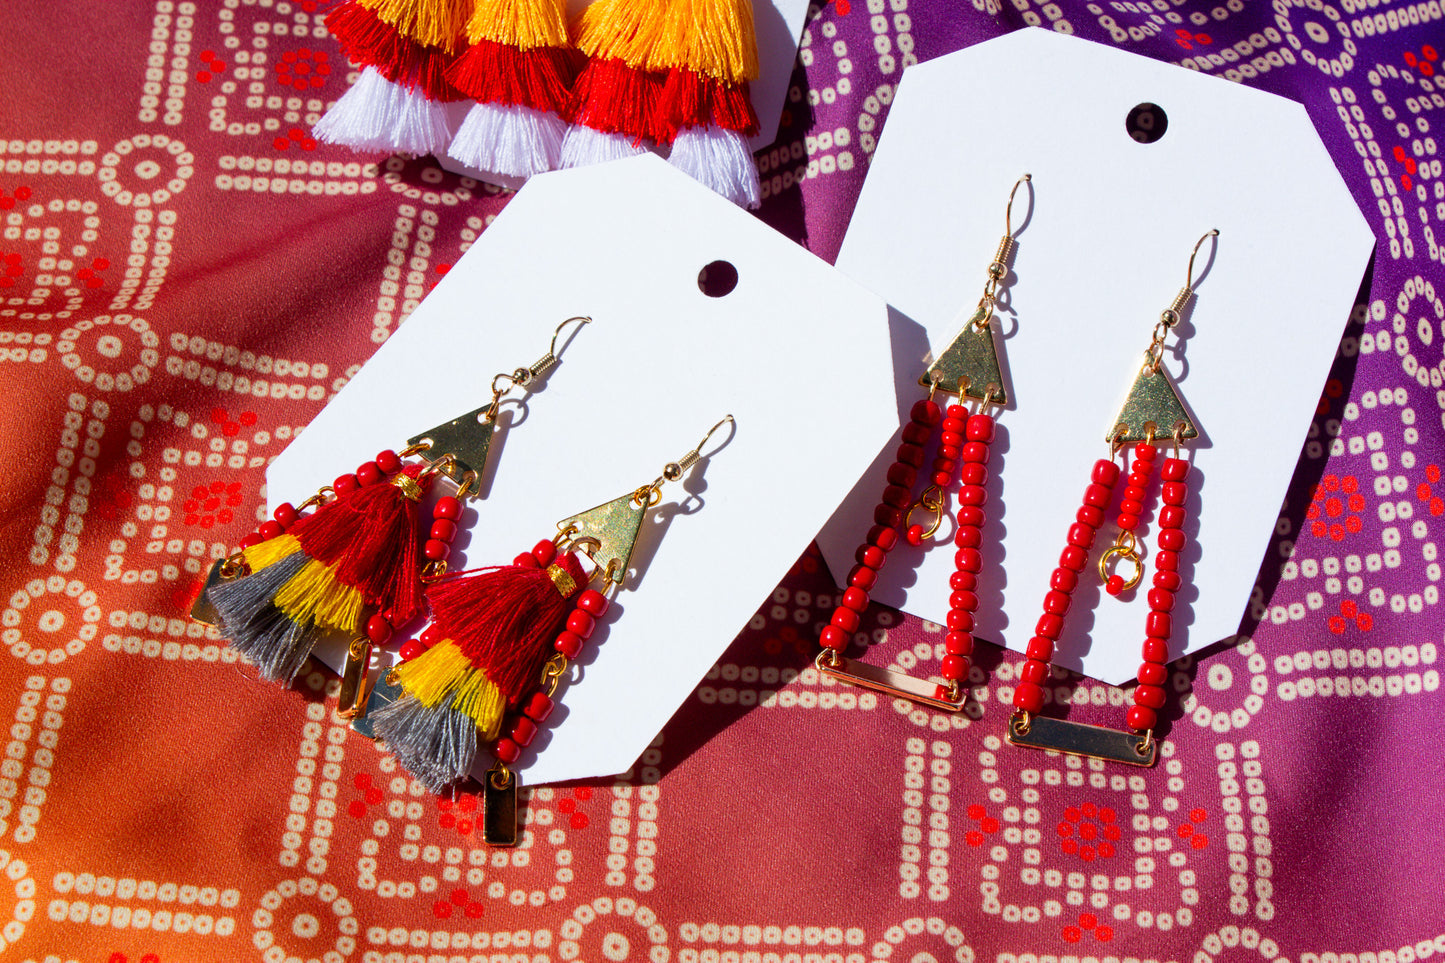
xmin=334 ymin=639 xmax=373 ymax=721
xmin=1007 ymin=714 xmax=1157 ymax=767
xmin=815 ymin=652 xmax=966 ymax=712
xmin=483 ymin=771 xmax=518 ymax=847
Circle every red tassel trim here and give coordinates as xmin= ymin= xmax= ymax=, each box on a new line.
xmin=656 ymin=69 xmax=759 ymax=140
xmin=426 ymin=551 xmax=588 ymax=708
xmin=291 ymin=464 xmax=430 ymax=623
xmin=445 ymin=39 xmax=583 ymax=116
xmin=567 ymin=57 xmax=670 ymax=144
xmin=325 ymin=2 xmax=465 ymax=101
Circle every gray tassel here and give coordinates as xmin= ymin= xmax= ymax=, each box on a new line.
xmin=371 ymin=691 xmax=477 ymax=794
xmin=209 ymin=551 xmax=321 ymax=683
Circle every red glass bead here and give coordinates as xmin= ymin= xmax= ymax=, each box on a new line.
xmin=1161 ymin=457 xmax=1189 ymax=481
xmin=1013 ymin=682 xmax=1045 ymax=714
xmin=887 ymin=462 xmax=918 ymax=488
xmin=365 ymin=614 xmax=393 ymax=643
xmin=1156 ymin=550 xmax=1179 ymax=572
xmin=1148 ymin=588 xmax=1175 ymax=612
xmin=1134 ymin=684 xmax=1167 ymax=709
xmin=905 ymin=524 xmax=925 ymax=547
xmin=554 ymin=631 xmax=584 ymax=659
xmin=566 ymin=610 xmax=596 ymax=639
xmin=333 ymin=473 xmax=359 ymax=495
xmin=934 ymin=457 xmax=957 ymax=476
xmin=273 ymin=503 xmax=299 ymax=528
xmin=831 ymin=607 xmax=861 ymax=632
xmin=1158 ymin=529 xmax=1185 ymax=551
xmin=1083 ymin=484 xmax=1111 ymax=508
xmin=1050 ymin=567 xmax=1078 ymax=593
xmin=946 ymin=404 xmax=969 ymax=420
xmin=902 ymin=422 xmax=932 ymax=445
xmin=942 ymin=416 xmax=968 ymax=435
xmin=523 ymin=691 xmax=554 ymax=722
xmin=376 ymin=449 xmax=402 ymax=473
xmin=939 ymin=444 xmax=962 ymax=460
xmin=1134 ymin=443 xmax=1157 ymax=461
xmin=356 ymin=461 xmax=383 ymax=486
xmin=1153 ymin=570 xmax=1181 ymax=591
xmin=495 ymin=738 xmax=521 ymax=763
xmin=1106 ymin=574 xmax=1125 ymax=596
xmin=1128 ymin=470 xmax=1152 ymax=489
xmin=1036 ymin=613 xmax=1063 ymax=639
xmin=398 ymin=639 xmax=427 ymax=661
xmin=1159 ymin=506 xmax=1186 ymax=530
xmin=820 ymin=625 xmax=850 ymax=651
xmin=257 ymin=520 xmax=284 ymax=541
xmin=1092 ymin=460 xmax=1120 ymax=486
xmin=947 ymin=609 xmax=974 ymax=633
xmin=513 ymin=552 xmax=539 ymax=568
xmin=874 ymin=505 xmax=904 ymax=528
xmin=1146 ymin=611 xmax=1172 ymax=639
xmin=842 ymin=587 xmax=869 ymax=612
xmin=966 ymin=414 xmax=995 ymax=442
xmin=1019 ymin=658 xmax=1050 ymax=684
xmin=962 ymin=442 xmax=989 ymax=464
xmin=857 ymin=545 xmax=886 ymax=569
xmin=959 ymin=463 xmax=987 ymax=486
xmin=954 ymin=526 xmax=981 ymax=549
xmin=896 ymin=443 xmax=925 ymax=468
xmin=420 ymin=625 xmax=442 ymax=647
xmin=1137 ymin=662 xmax=1168 ymax=686
xmin=950 ymin=570 xmax=977 ymax=592
xmin=940 ymin=655 xmax=969 ymax=681
xmin=424 ymin=539 xmax=450 ymax=561
xmin=1116 ymin=513 xmax=1140 ymax=531
xmin=434 ymin=496 xmax=462 ymax=520
xmin=578 ymin=589 xmax=609 ymax=617
xmin=940 ymin=430 xmax=964 ymax=449
xmin=958 ymin=485 xmax=987 ymax=507
xmin=1126 ymin=705 xmax=1158 ymax=732
xmin=1067 ymin=523 xmax=1095 ymax=549
xmin=1141 ymin=638 xmax=1168 ymax=663
xmin=1076 ymin=504 xmax=1103 ymax=528
xmin=1124 ymin=481 xmax=1147 ymax=499
xmin=882 ymin=484 xmax=912 ymax=509
xmin=955 ymin=548 xmax=982 ymax=573
xmin=1044 ymin=590 xmax=1071 ymax=616
xmin=510 ymin=716 xmax=538 ymax=747
xmin=1119 ymin=498 xmax=1145 ymax=517
xmin=239 ymin=533 xmax=263 ymax=550
xmin=911 ymin=399 xmax=942 ymax=425
xmin=1060 ymin=545 xmax=1087 ymax=571
xmin=957 ymin=505 xmax=985 ymax=528
xmin=849 ymin=565 xmax=878 ymax=590
xmin=932 ymin=471 xmax=953 ymax=488
xmin=1162 ymin=481 xmax=1187 ymax=506
xmin=868 ymin=526 xmax=899 ymax=551
xmin=945 ymin=631 xmax=974 ymax=656
xmin=1026 ymin=636 xmax=1054 ymax=661
xmin=430 ymin=519 xmax=458 ymax=543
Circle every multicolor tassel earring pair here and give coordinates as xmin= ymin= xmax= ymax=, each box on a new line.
xmin=315 ymin=0 xmax=764 ymax=205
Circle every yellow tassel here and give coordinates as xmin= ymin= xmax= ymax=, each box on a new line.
xmin=274 ymin=560 xmax=365 ymax=633
xmin=394 ymin=640 xmax=507 ymax=739
xmin=572 ymin=0 xmax=671 ymax=63
xmin=466 ymin=0 xmax=569 ymax=50
xmin=359 ymin=0 xmax=472 ymax=51
xmin=650 ymin=0 xmax=758 ymax=82
xmin=240 ymin=533 xmax=303 ymax=574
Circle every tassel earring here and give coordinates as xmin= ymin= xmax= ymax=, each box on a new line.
xmin=560 ymin=0 xmax=671 ymax=168
xmin=1006 ymin=230 xmax=1217 ymax=767
xmin=817 ymin=177 xmax=1031 ymax=711
xmin=315 ymin=0 xmax=475 ymax=157
xmin=365 ymin=415 xmax=736 ymax=844
xmin=193 ymin=316 xmax=592 ymax=718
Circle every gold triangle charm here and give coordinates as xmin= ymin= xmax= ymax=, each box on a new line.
xmin=556 ymin=491 xmax=648 ymax=585
xmin=919 ymin=307 xmax=1007 ymax=404
xmin=407 ymin=406 xmax=496 ymax=482
xmin=1108 ymin=364 xmax=1198 ymax=444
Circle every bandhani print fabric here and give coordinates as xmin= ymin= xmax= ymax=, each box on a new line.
xmin=1 ymin=1 xmax=1444 ymax=960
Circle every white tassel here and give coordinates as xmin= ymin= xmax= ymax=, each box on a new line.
xmin=559 ymin=125 xmax=651 ymax=169
xmin=313 ymin=66 xmax=457 ymax=157
xmin=447 ymin=102 xmax=566 ymax=180
xmin=667 ymin=126 xmax=761 ymax=209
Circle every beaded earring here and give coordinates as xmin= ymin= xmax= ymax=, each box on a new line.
xmin=1007 ymin=230 xmax=1218 ymax=767
xmin=359 ymin=415 xmax=735 ymax=845
xmin=817 ymin=176 xmax=1031 ymax=711
xmin=192 ymin=316 xmax=591 ymax=720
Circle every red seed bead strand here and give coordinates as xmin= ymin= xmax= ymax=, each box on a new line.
xmin=822 ymin=400 xmax=941 ymax=653
xmin=907 ymin=403 xmax=969 ymax=546
xmin=1127 ymin=456 xmax=1190 ymax=733
xmin=1013 ymin=458 xmax=1120 ymax=715
xmin=941 ymin=412 xmax=995 ymax=684
xmin=1103 ymin=444 xmax=1159 ymax=597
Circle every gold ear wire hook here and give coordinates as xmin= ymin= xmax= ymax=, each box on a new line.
xmin=639 ymin=415 xmax=735 ymax=500
xmin=1185 ymin=229 xmax=1219 ymax=292
xmin=975 ymin=174 xmax=1032 ymax=329
xmin=1161 ymin=229 xmax=1220 ymax=328
xmin=1004 ymin=172 xmax=1031 ymax=238
xmin=485 ymin=315 xmax=593 ymax=419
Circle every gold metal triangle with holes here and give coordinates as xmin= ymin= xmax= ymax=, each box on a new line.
xmin=407 ymin=407 xmax=496 ymax=482
xmin=189 ymin=558 xmax=229 ymax=626
xmin=557 ymin=491 xmax=647 ymax=586
xmin=919 ymin=307 xmax=1007 ymax=404
xmin=1108 ymin=365 xmax=1198 ymax=445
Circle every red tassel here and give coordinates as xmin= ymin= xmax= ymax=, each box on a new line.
xmin=656 ymin=68 xmax=759 ymax=140
xmin=426 ymin=550 xmax=588 ymax=708
xmin=445 ymin=39 xmax=582 ymax=116
xmin=567 ymin=57 xmax=670 ymax=144
xmin=325 ymin=2 xmax=465 ymax=101
xmin=292 ymin=464 xmax=430 ymax=624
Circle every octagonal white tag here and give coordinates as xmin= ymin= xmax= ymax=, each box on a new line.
xmin=820 ymin=29 xmax=1374 ymax=685
xmin=269 ymin=154 xmax=895 ymax=785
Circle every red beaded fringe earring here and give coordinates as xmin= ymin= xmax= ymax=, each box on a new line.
xmin=193 ymin=316 xmax=590 ymax=719
xmin=1006 ymin=230 xmax=1218 ymax=767
xmin=362 ymin=416 xmax=735 ymax=846
xmin=817 ymin=176 xmax=1031 ymax=712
